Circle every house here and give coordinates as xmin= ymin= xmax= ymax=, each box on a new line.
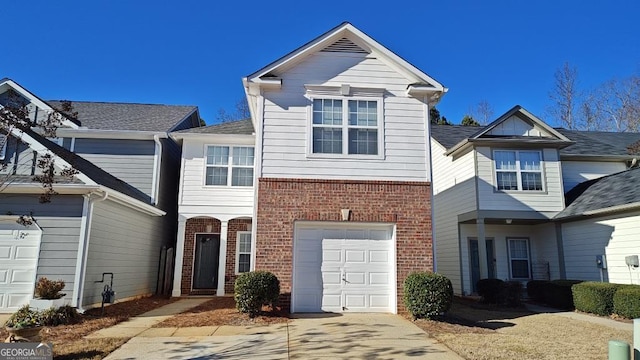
xmin=0 ymin=78 xmax=200 ymax=312
xmin=171 ymin=22 xmax=447 ymax=314
xmin=430 ymin=105 xmax=640 ymax=295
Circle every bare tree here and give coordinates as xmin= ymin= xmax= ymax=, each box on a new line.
xmin=470 ymin=100 xmax=494 ymax=125
xmin=548 ymin=62 xmax=580 ymax=129
xmin=0 ymin=90 xmax=77 ymax=208
xmin=591 ymin=75 xmax=640 ymax=132
xmin=216 ymin=97 xmax=251 ymax=123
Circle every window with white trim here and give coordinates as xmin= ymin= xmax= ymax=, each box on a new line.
xmin=236 ymin=231 xmax=252 ymax=273
xmin=508 ymin=238 xmax=531 ymax=279
xmin=205 ymin=146 xmax=254 ymax=186
xmin=494 ymin=150 xmax=543 ymax=191
xmin=312 ymin=98 xmax=380 ymax=155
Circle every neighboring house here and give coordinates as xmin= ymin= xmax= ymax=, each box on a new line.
xmin=431 ymin=105 xmax=640 ymax=295
xmin=172 ymin=22 xmax=447 ymax=314
xmin=0 ymin=78 xmax=200 ymax=312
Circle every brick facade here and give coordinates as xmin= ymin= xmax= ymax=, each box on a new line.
xmin=181 ymin=217 xmax=252 ymax=295
xmin=182 ymin=217 xmax=221 ymax=295
xmin=255 ymin=178 xmax=433 ymax=314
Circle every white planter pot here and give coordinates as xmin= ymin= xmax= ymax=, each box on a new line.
xmin=29 ymin=298 xmax=69 ymax=310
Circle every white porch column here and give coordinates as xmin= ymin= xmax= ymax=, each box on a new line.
xmin=217 ymin=220 xmax=229 ymax=296
xmin=171 ymin=218 xmax=187 ymax=297
xmin=477 ymin=218 xmax=489 ymax=279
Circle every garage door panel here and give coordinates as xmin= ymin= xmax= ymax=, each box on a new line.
xmin=11 ymin=269 xmax=35 ymax=284
xmin=294 ymin=224 xmax=394 ymax=313
xmin=0 ymin=229 xmax=41 ymax=312
xmin=15 ymin=246 xmax=39 ymax=259
xmin=0 ymin=246 xmax=10 ymax=259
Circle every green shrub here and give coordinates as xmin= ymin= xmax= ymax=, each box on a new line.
xmin=613 ymin=285 xmax=640 ymax=319
xmin=572 ymin=282 xmax=621 ymax=316
xmin=476 ymin=279 xmax=505 ymax=304
xmin=234 ymin=271 xmax=280 ymax=318
xmin=39 ymin=305 xmax=80 ymax=326
xmin=5 ymin=306 xmax=41 ymax=329
xmin=503 ymin=281 xmax=523 ymax=307
xmin=35 ymin=277 xmax=66 ymax=300
xmin=526 ymin=280 xmax=549 ymax=303
xmin=403 ymin=272 xmax=453 ymax=319
xmin=544 ymin=280 xmax=583 ymax=309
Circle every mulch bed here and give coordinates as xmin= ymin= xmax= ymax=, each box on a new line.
xmin=154 ymin=296 xmax=289 ymax=327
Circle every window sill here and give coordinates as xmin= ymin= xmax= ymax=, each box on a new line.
xmin=494 ymin=189 xmax=548 ymax=195
xmin=202 ymin=185 xmax=254 ymax=189
xmin=306 ymin=153 xmax=385 ymax=161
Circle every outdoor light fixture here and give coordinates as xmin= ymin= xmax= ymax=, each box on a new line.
xmin=341 ymin=209 xmax=351 ymax=221
xmin=505 ymin=219 xmax=512 ymax=224
xmin=206 ymin=224 xmax=213 ymax=232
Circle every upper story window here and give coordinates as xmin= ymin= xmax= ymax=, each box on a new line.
xmin=205 ymin=146 xmax=254 ymax=186
xmin=311 ymin=98 xmax=380 ymax=156
xmin=494 ymin=150 xmax=543 ymax=191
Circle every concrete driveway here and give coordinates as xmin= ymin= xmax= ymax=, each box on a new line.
xmin=106 ymin=313 xmax=461 ymax=359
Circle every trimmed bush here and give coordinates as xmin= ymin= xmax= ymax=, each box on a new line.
xmin=39 ymin=305 xmax=80 ymax=326
xmin=613 ymin=285 xmax=640 ymax=319
xmin=572 ymin=282 xmax=621 ymax=316
xmin=476 ymin=279 xmax=505 ymax=304
xmin=403 ymin=272 xmax=453 ymax=319
xmin=35 ymin=277 xmax=66 ymax=300
xmin=234 ymin=271 xmax=280 ymax=318
xmin=503 ymin=281 xmax=523 ymax=307
xmin=526 ymin=280 xmax=549 ymax=303
xmin=544 ymin=280 xmax=583 ymax=310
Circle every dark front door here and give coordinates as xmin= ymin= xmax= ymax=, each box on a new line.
xmin=193 ymin=234 xmax=220 ymax=290
xmin=470 ymin=239 xmax=495 ymax=293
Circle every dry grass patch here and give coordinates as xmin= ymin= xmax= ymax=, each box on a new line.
xmin=411 ymin=299 xmax=633 ymax=360
xmin=155 ymin=296 xmax=289 ymax=327
xmin=1 ymin=296 xmax=175 ymax=359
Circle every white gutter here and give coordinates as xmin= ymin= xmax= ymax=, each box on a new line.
xmin=150 ymin=135 xmax=162 ymax=205
xmin=583 ymin=202 xmax=640 ymax=217
xmin=98 ymin=186 xmax=165 ymax=216
xmin=54 ymin=129 xmax=167 ymax=140
xmin=73 ymin=191 xmax=108 ymax=311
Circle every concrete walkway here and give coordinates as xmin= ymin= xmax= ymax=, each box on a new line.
xmin=525 ymin=303 xmax=633 ymax=332
xmin=103 ymin=303 xmax=462 ymax=360
xmin=86 ymin=298 xmax=210 ymax=338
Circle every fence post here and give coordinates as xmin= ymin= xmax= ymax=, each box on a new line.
xmin=634 ymin=319 xmax=639 ymax=360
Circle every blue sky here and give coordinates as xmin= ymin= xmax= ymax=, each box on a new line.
xmin=1 ymin=1 xmax=638 ymax=126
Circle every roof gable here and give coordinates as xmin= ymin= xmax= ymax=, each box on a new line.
xmin=472 ymin=105 xmax=570 ymax=141
xmin=245 ymin=22 xmax=445 ymax=92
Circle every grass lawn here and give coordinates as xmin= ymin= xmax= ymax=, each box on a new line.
xmin=411 ymin=298 xmax=633 ymax=360
xmin=1 ymin=296 xmax=176 ymax=360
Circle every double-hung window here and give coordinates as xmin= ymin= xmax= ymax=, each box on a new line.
xmin=236 ymin=231 xmax=252 ymax=273
xmin=205 ymin=146 xmax=254 ymax=186
xmin=494 ymin=150 xmax=543 ymax=191
xmin=508 ymin=238 xmax=531 ymax=279
xmin=312 ymin=98 xmax=380 ymax=156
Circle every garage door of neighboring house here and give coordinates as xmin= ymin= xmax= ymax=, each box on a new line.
xmin=293 ymin=223 xmax=395 ymax=313
xmin=0 ymin=226 xmax=41 ymax=312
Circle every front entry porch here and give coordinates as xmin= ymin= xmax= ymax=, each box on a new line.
xmin=458 ymin=218 xmax=561 ymax=295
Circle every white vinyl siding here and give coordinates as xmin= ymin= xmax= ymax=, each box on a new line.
xmin=235 ymin=232 xmax=251 ymax=274
xmin=561 ymin=161 xmax=627 ymax=193
xmin=476 ymin=147 xmax=564 ymax=212
xmin=431 ymin=140 xmax=477 ymax=294
xmin=562 ymin=211 xmax=640 ymax=284
xmin=260 ymin=52 xmax=429 ymax=181
xmin=0 ymin=134 xmax=7 ymax=160
xmin=178 ymin=138 xmax=255 ymax=221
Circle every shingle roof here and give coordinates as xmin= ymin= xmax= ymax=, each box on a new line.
xmin=48 ymin=101 xmax=197 ymax=132
xmin=430 ymin=125 xmax=640 ymax=157
xmin=25 ymin=129 xmax=152 ymax=204
xmin=175 ymin=119 xmax=254 ymax=135
xmin=556 ymin=168 xmax=640 ymax=219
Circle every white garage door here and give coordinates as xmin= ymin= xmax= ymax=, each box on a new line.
xmin=293 ymin=224 xmax=395 ymax=313
xmin=0 ymin=226 xmax=41 ymax=312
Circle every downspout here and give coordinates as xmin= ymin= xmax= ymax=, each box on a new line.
xmin=150 ymin=135 xmax=163 ymax=205
xmin=74 ymin=191 xmax=108 ymax=311
xmin=425 ymin=97 xmax=437 ymax=272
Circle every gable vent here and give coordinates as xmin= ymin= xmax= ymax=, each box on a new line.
xmin=321 ymin=38 xmax=369 ymax=54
